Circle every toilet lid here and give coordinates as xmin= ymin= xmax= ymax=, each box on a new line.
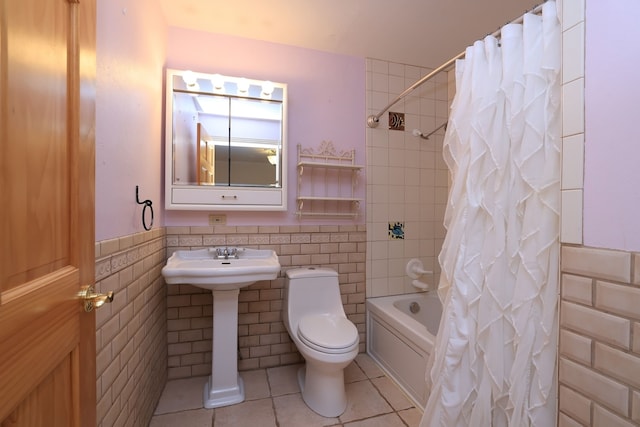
xmin=297 ymin=314 xmax=358 ymax=354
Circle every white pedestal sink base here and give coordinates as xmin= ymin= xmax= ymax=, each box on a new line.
xmin=203 ymin=373 xmax=244 ymax=408
xmin=202 ymin=288 xmax=245 ymax=409
xmin=161 ymin=248 xmax=281 ymax=408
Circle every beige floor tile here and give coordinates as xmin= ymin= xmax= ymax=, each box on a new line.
xmin=154 ymin=376 xmax=207 ymax=414
xmin=149 ymin=408 xmax=213 ymax=427
xmin=397 ymin=407 xmax=423 ymax=427
xmin=371 ymin=376 xmax=413 ymax=411
xmin=213 ymin=398 xmax=276 ymax=427
xmin=273 ymin=393 xmax=339 ymax=427
xmin=355 ymin=354 xmax=384 ymax=379
xmin=345 ymin=360 xmax=368 ymax=383
xmin=339 ymin=380 xmax=393 ymax=423
xmin=242 ymin=369 xmax=270 ymax=400
xmin=149 ymin=358 xmax=424 ymax=427
xmin=267 ymin=363 xmax=302 ymax=396
xmin=343 ymin=412 xmax=406 ymax=427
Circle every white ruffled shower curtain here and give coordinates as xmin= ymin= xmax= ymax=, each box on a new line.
xmin=420 ymin=2 xmax=560 ymax=426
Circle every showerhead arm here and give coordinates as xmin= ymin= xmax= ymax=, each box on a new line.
xmin=412 ymin=121 xmax=448 ymax=140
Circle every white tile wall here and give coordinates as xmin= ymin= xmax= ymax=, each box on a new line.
xmin=561 ymin=189 xmax=583 ymax=243
xmin=562 ymin=0 xmax=586 ymax=31
xmin=560 ymin=0 xmax=586 ymax=245
xmin=562 ymin=79 xmax=585 ymax=137
xmin=562 ymin=22 xmax=585 ymax=84
xmin=561 ymin=133 xmax=585 ymax=190
xmin=365 ymin=59 xmax=448 ymax=298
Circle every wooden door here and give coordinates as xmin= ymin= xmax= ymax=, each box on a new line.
xmin=0 ymin=0 xmax=97 ymax=425
xmin=197 ymin=123 xmax=215 ymax=185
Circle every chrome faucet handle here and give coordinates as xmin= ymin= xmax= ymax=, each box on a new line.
xmin=210 ymin=246 xmax=241 ymax=259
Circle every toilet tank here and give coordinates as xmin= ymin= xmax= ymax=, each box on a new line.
xmin=285 ymin=267 xmax=345 ymax=324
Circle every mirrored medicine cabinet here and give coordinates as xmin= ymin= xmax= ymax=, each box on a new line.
xmin=165 ymin=69 xmax=288 ymax=210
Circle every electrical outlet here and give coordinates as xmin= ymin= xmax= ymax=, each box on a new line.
xmin=209 ymin=214 xmax=226 ymax=225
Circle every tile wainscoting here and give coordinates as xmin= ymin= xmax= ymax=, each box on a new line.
xmin=165 ymin=224 xmax=367 ymax=378
xmin=91 ymin=229 xmax=640 ymax=427
xmin=94 ymin=228 xmax=168 ymax=427
xmin=559 ymin=245 xmax=640 ymax=426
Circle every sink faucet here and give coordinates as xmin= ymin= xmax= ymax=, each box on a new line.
xmin=215 ymin=247 xmax=238 ymax=259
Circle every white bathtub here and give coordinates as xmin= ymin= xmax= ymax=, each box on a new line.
xmin=366 ymin=292 xmax=442 ymax=408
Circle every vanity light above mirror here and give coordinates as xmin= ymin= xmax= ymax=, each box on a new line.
xmin=165 ymin=69 xmax=288 ymax=211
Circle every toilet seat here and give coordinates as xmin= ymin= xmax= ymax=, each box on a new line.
xmin=297 ymin=314 xmax=358 ymax=354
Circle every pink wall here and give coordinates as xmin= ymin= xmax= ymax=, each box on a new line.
xmin=95 ymin=0 xmax=167 ymax=241
xmin=164 ymin=28 xmax=366 ymax=226
xmin=96 ymin=14 xmax=365 ymax=240
xmin=584 ymin=0 xmax=640 ymax=251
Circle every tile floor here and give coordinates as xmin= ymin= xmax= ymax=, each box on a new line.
xmin=150 ymin=353 xmax=423 ymax=427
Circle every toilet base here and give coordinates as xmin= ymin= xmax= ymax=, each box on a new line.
xmin=297 ymin=364 xmax=347 ymax=417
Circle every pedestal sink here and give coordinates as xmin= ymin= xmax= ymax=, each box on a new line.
xmin=161 ymin=247 xmax=280 ymax=408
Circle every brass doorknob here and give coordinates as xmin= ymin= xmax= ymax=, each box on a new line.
xmin=79 ymin=286 xmax=114 ymax=312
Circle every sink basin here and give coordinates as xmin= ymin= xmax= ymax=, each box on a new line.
xmin=161 ymin=247 xmax=281 ymax=409
xmin=162 ymin=247 xmax=280 ymax=290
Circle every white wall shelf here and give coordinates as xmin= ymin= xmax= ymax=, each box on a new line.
xmin=296 ymin=142 xmax=363 ymax=218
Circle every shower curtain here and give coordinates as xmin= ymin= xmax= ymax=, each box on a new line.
xmin=421 ymin=2 xmax=560 ymax=426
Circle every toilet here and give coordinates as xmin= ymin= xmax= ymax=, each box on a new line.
xmin=284 ymin=267 xmax=359 ymax=417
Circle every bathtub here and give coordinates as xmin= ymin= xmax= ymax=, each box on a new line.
xmin=366 ymin=292 xmax=442 ymax=408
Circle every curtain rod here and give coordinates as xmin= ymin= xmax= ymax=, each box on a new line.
xmin=366 ymin=1 xmax=547 ymax=128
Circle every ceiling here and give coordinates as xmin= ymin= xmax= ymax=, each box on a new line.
xmin=158 ymin=0 xmax=541 ymax=69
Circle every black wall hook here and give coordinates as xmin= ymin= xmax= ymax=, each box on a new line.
xmin=135 ymin=186 xmax=154 ymax=231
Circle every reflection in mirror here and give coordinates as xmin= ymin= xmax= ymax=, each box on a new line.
xmin=165 ymin=69 xmax=288 ymax=211
xmin=171 ymin=72 xmax=284 ymax=187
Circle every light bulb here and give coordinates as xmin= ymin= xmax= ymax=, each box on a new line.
xmin=211 ymin=74 xmax=224 ymax=90
xmin=182 ymin=70 xmax=197 ymax=87
xmin=262 ymin=81 xmax=274 ymax=96
xmin=237 ymin=78 xmax=249 ymax=93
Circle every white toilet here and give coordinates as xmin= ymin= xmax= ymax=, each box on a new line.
xmin=284 ymin=267 xmax=359 ymax=417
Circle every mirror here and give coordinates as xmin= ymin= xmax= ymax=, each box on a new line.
xmin=165 ymin=69 xmax=287 ymax=211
